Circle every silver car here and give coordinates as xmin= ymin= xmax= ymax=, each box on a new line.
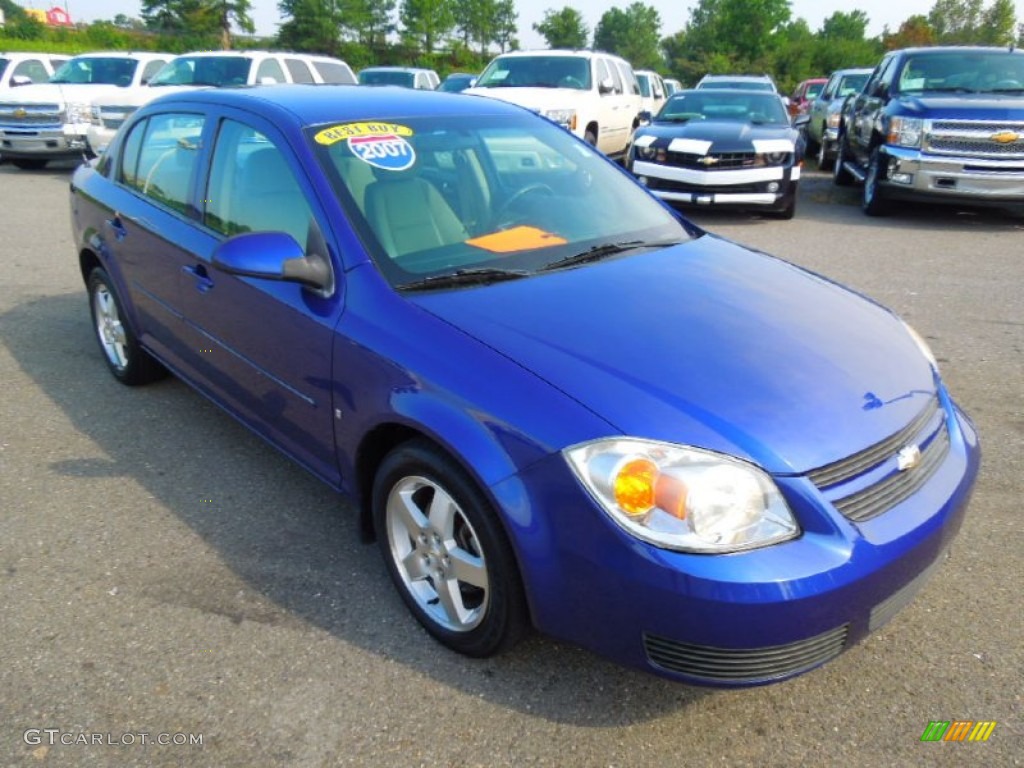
xmin=805 ymin=67 xmax=872 ymax=170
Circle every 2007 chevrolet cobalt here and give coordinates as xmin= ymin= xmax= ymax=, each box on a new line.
xmin=69 ymin=86 xmax=979 ymax=685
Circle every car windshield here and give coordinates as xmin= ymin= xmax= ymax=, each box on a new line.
xmin=309 ymin=114 xmax=692 ymax=290
xmin=359 ymin=69 xmax=415 ymax=87
xmin=51 ymin=57 xmax=138 ymax=86
xmin=149 ymin=56 xmax=252 ymax=87
xmin=0 ymin=59 xmax=9 ymax=80
xmin=699 ymin=79 xmax=774 ymax=92
xmin=896 ymin=51 xmax=1024 ymax=94
xmin=837 ymin=73 xmax=869 ymax=97
xmin=474 ymin=56 xmax=592 ymax=90
xmin=656 ymin=91 xmax=789 ymax=125
xmin=805 ymin=82 xmax=824 ymax=99
xmin=440 ymin=75 xmax=474 ymax=92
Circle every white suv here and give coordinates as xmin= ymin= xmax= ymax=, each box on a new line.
xmin=0 ymin=52 xmax=171 ymax=169
xmin=0 ymin=52 xmax=68 ymax=92
xmin=87 ymin=50 xmax=357 ymax=154
xmin=466 ymin=49 xmax=643 ymax=158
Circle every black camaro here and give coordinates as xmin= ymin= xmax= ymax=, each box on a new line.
xmin=628 ymin=89 xmax=804 ymax=219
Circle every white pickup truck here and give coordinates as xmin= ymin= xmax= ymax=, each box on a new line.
xmin=87 ymin=50 xmax=357 ymax=154
xmin=466 ymin=49 xmax=644 ymax=159
xmin=0 ymin=52 xmax=171 ymax=169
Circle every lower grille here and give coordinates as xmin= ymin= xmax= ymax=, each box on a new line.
xmin=644 ymin=625 xmax=849 ymax=683
xmin=869 ymin=554 xmax=944 ymax=631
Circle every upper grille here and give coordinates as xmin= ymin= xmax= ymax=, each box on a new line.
xmin=644 ymin=625 xmax=849 ymax=683
xmin=0 ymin=103 xmax=62 ymax=125
xmin=807 ymin=397 xmax=950 ymax=524
xmin=667 ymin=150 xmax=759 ymax=170
xmin=99 ymin=106 xmax=137 ymax=131
xmin=926 ymin=119 xmax=1024 ymax=159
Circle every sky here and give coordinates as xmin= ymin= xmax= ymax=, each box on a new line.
xmin=41 ymin=0 xmax=1024 ymax=49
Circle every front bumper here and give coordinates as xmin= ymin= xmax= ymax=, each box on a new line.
xmin=879 ymin=145 xmax=1024 ymax=203
xmin=86 ymin=124 xmax=117 ymax=155
xmin=0 ymin=122 xmax=92 ymax=159
xmin=633 ymin=158 xmax=799 ymax=209
xmin=490 ymin=401 xmax=979 ymax=686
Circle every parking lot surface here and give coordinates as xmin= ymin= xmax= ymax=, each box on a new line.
xmin=1 ymin=160 xmax=1021 ymax=766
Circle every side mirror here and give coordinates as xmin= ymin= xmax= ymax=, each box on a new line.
xmin=598 ymin=77 xmax=615 ymax=95
xmin=792 ymin=113 xmax=810 ymax=129
xmin=637 ymin=110 xmax=652 ymax=126
xmin=213 ymin=231 xmax=332 ymax=292
xmin=11 ymin=75 xmax=34 ymax=87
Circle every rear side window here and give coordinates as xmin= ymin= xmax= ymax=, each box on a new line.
xmin=121 ymin=113 xmax=206 ymax=215
xmin=605 ymin=58 xmax=623 ymax=94
xmin=312 ymin=60 xmax=356 ymax=84
xmin=285 ymin=58 xmax=315 ymax=84
xmin=618 ymin=62 xmax=640 ymax=95
xmin=256 ymin=58 xmax=286 ymax=84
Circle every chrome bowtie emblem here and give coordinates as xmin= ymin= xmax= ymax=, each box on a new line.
xmin=990 ymin=130 xmax=1020 ymax=144
xmin=698 ymin=155 xmax=719 ymax=166
xmin=13 ymin=108 xmax=27 ymax=119
xmin=896 ymin=444 xmax=922 ymax=472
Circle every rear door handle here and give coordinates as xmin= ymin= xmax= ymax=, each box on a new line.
xmin=182 ymin=263 xmax=215 ymax=293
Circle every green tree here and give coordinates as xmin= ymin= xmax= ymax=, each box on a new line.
xmin=593 ymin=3 xmax=662 ymax=70
xmin=532 ymin=7 xmax=588 ymax=50
xmin=928 ymin=0 xmax=985 ymax=42
xmin=454 ymin=0 xmax=498 ymax=56
xmin=492 ymin=0 xmax=518 ymax=52
xmin=343 ymin=0 xmax=396 ymax=50
xmin=400 ymin=0 xmax=455 ymax=53
xmin=278 ymin=0 xmax=343 ymax=55
xmin=820 ymin=11 xmax=870 ymax=41
xmin=978 ymin=0 xmax=1017 ymax=44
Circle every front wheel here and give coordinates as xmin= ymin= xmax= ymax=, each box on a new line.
xmin=87 ymin=267 xmax=166 ymax=385
xmin=373 ymin=440 xmax=528 ymax=657
xmin=817 ymin=137 xmax=833 ymax=171
xmin=12 ymin=158 xmax=47 ymax=170
xmin=832 ymin=134 xmax=854 ymax=187
xmin=862 ymin=147 xmax=890 ymax=216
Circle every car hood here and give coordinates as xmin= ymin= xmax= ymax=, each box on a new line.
xmin=894 ymin=93 xmax=1024 ymax=119
xmin=92 ymin=84 xmax=191 ymax=108
xmin=638 ymin=120 xmax=798 ymax=153
xmin=465 ymin=86 xmax=590 ymax=112
xmin=0 ymin=82 xmax=125 ymax=106
xmin=411 ymin=236 xmax=935 ymax=475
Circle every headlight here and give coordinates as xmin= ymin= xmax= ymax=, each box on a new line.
xmin=564 ymin=438 xmax=799 ymax=553
xmin=635 ymin=144 xmax=658 ymax=160
xmin=826 ymin=112 xmax=841 ymax=129
xmin=543 ymin=108 xmax=576 ymax=131
xmin=902 ymin=320 xmax=939 ymax=372
xmin=887 ymin=117 xmax=924 ymax=148
xmin=66 ymin=102 xmax=91 ymax=124
xmin=758 ymin=151 xmax=789 ymax=165
xmin=89 ymin=105 xmax=101 ymax=125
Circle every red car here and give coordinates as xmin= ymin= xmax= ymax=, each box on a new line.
xmin=789 ymin=77 xmax=827 ymax=117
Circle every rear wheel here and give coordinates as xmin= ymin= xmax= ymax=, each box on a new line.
xmin=87 ymin=267 xmax=166 ymax=385
xmin=373 ymin=440 xmax=528 ymax=657
xmin=862 ymin=147 xmax=890 ymax=216
xmin=817 ymin=137 xmax=833 ymax=171
xmin=832 ymin=134 xmax=854 ymax=187
xmin=584 ymin=128 xmax=597 ymax=146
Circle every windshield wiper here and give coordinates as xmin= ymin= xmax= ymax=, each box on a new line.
xmin=988 ymin=87 xmax=1024 ymax=93
xmin=398 ymin=267 xmax=530 ymax=291
xmin=539 ymin=240 xmax=679 ymax=271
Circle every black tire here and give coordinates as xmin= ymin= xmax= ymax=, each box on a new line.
xmin=86 ymin=267 xmax=166 ymax=385
xmin=862 ymin=147 xmax=890 ymax=217
xmin=373 ymin=439 xmax=528 ymax=657
xmin=816 ymin=136 xmax=833 ymax=171
xmin=12 ymin=158 xmax=48 ymax=170
xmin=832 ymin=133 xmax=854 ymax=187
xmin=804 ymin=131 xmax=819 ymax=159
xmin=769 ymin=185 xmax=797 ymax=219
xmin=584 ymin=128 xmax=597 ymax=146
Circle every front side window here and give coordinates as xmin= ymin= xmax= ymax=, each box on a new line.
xmin=141 ymin=59 xmax=166 ymax=84
xmin=205 ymin=120 xmax=313 ymax=246
xmin=121 ymin=113 xmax=205 ymax=214
xmin=310 ymin=115 xmax=691 ymax=289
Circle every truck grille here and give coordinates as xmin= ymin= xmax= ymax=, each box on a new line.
xmin=808 ymin=397 xmax=950 ymax=523
xmin=926 ymin=119 xmax=1024 ymax=159
xmin=0 ymin=103 xmax=62 ymax=126
xmin=99 ymin=105 xmax=137 ymax=131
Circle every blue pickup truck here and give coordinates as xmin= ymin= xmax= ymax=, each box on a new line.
xmin=834 ymin=46 xmax=1024 ymax=215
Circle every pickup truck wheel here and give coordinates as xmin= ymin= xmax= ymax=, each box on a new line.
xmin=584 ymin=129 xmax=597 ymax=146
xmin=817 ymin=138 xmax=832 ymax=171
xmin=12 ymin=158 xmax=48 ymax=170
xmin=862 ymin=148 xmax=890 ymax=216
xmin=832 ymin=135 xmax=854 ymax=187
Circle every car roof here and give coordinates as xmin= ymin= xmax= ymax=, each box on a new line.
xmin=675 ymin=87 xmax=782 ymax=97
xmin=147 ymin=83 xmax=527 ymax=125
xmin=491 ymin=49 xmax=628 ymax=63
xmin=66 ymin=51 xmax=171 ymax=59
xmin=360 ymin=66 xmax=432 ymax=73
xmin=895 ymin=45 xmax=1024 ymax=55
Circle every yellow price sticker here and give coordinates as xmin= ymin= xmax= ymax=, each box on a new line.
xmin=315 ymin=122 xmax=414 ymax=146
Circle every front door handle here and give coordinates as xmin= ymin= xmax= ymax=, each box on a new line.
xmin=104 ymin=214 xmax=128 ymax=241
xmin=182 ymin=264 xmax=214 ymax=293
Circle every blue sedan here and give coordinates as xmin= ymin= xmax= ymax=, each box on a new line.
xmin=69 ymin=85 xmax=979 ymax=685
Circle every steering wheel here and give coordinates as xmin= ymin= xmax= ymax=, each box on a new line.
xmin=493 ymin=183 xmax=555 ymax=229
